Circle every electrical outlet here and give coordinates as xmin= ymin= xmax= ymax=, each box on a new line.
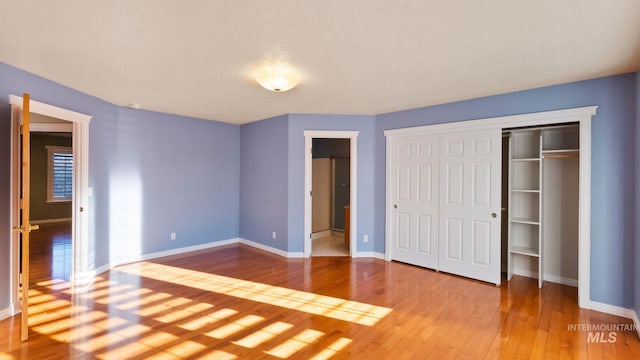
xmin=170 ymin=232 xmax=177 ymax=240
xmin=363 ymin=234 xmax=369 ymax=243
xmin=272 ymin=232 xmax=277 ymax=240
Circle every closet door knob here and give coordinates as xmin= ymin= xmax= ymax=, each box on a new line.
xmin=491 ymin=213 xmax=497 ymax=218
xmin=394 ymin=204 xmax=398 ymax=209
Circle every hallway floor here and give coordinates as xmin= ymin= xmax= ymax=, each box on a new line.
xmin=311 ymin=234 xmax=348 ymax=256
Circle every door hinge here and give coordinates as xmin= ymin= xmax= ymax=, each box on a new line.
xmin=19 ymin=198 xmax=23 ymax=209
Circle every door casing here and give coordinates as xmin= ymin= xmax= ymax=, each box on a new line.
xmin=304 ymin=131 xmax=359 ymax=257
xmin=9 ymin=95 xmax=92 ymax=316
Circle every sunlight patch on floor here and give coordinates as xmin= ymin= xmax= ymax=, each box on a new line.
xmin=118 ymin=262 xmax=392 ymax=326
xmin=266 ymin=329 xmax=325 ymax=358
xmin=26 ymin=267 xmax=368 ymax=359
xmin=232 ymin=321 xmax=294 ymax=348
xmin=309 ymin=337 xmax=353 ymax=360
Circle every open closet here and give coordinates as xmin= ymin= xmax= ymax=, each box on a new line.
xmin=505 ymin=124 xmax=580 ymax=288
xmin=385 ymin=106 xmax=594 ymax=301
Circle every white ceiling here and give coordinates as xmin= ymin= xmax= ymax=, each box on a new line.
xmin=1 ymin=1 xmax=639 ymax=124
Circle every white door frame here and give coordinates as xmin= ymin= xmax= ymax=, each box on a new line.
xmin=384 ymin=106 xmax=596 ymax=308
xmin=304 ymin=131 xmax=359 ymax=257
xmin=9 ymin=95 xmax=92 ymax=314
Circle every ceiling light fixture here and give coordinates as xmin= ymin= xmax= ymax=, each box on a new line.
xmin=255 ymin=63 xmax=300 ymax=92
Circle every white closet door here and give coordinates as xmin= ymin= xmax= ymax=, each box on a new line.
xmin=389 ymin=135 xmax=439 ymax=269
xmin=439 ymin=129 xmax=501 ymax=284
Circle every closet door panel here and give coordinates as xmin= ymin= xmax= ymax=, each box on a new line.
xmin=445 ymin=217 xmax=464 ymax=261
xmin=439 ymin=129 xmax=501 ymax=284
xmin=389 ymin=136 xmax=439 ymax=269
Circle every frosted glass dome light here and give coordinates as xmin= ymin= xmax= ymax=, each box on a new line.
xmin=255 ymin=63 xmax=299 ymax=92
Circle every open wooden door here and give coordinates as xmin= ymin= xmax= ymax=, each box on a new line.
xmin=15 ymin=93 xmax=39 ymax=341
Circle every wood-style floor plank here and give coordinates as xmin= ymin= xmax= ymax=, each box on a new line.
xmin=0 ymin=223 xmax=638 ymax=359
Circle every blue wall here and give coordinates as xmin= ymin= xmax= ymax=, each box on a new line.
xmin=0 ymin=62 xmax=241 ymax=310
xmin=635 ymin=71 xmax=640 ymax=319
xmin=1 ymin=60 xmax=638 ymax=314
xmin=95 ymin=107 xmax=240 ymax=265
xmin=287 ymin=114 xmax=376 ymax=252
xmin=239 ymin=114 xmax=377 ymax=253
xmin=376 ymin=74 xmax=638 ymax=308
xmin=239 ymin=115 xmax=289 ymax=250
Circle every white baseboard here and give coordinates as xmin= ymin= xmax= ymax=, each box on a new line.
xmin=632 ymin=309 xmax=640 ymax=339
xmin=87 ymin=238 xmax=241 ymax=279
xmin=93 ymin=264 xmax=110 ymax=277
xmin=352 ymin=251 xmax=385 ymax=260
xmin=111 ymin=238 xmax=241 ymax=269
xmin=0 ymin=306 xmax=13 ymax=321
xmin=512 ymin=269 xmax=577 ymax=287
xmin=239 ymin=238 xmax=304 ymax=258
xmin=31 ymin=217 xmax=72 ymax=225
xmin=587 ymin=300 xmax=635 ymax=320
xmin=542 ymin=274 xmax=578 ymax=287
xmin=311 ymin=230 xmax=332 ymax=240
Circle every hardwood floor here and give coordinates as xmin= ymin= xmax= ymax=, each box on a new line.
xmin=1 ymin=224 xmax=638 ymax=359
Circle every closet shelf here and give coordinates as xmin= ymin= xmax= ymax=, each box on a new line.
xmin=541 ymin=148 xmax=579 ymax=154
xmin=511 ymin=158 xmax=540 ymax=162
xmin=511 ymin=217 xmax=540 ymax=225
xmin=510 ymin=246 xmax=540 ymax=257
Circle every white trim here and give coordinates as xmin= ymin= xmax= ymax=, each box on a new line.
xmin=384 ymin=133 xmax=393 ymax=262
xmin=587 ymin=300 xmax=636 ymax=320
xmin=93 ymin=264 xmax=111 ymax=277
xmin=9 ymin=94 xmax=92 ymax=299
xmin=543 ymin=274 xmax=578 ymax=288
xmin=304 ymin=131 xmax=359 ymax=258
xmin=383 ymin=106 xmax=598 ymax=137
xmin=109 ymin=238 xmax=241 ymax=268
xmin=0 ymin=307 xmax=13 ymax=322
xmin=512 ymin=269 xmax=578 ymax=287
xmin=31 ymin=218 xmax=73 ymax=225
xmin=352 ymin=251 xmax=386 ymax=260
xmin=311 ymin=230 xmax=332 ymax=240
xmin=239 ymin=238 xmax=305 ymax=258
xmin=632 ymin=310 xmax=640 ymax=339
xmin=30 ymin=123 xmax=73 ymax=132
xmin=384 ymin=106 xmax=597 ymax=308
xmin=10 ymin=95 xmax=92 ymax=123
xmin=578 ymin=118 xmax=591 ymax=308
xmin=9 ymin=105 xmax=21 ymax=321
xmin=91 ymin=239 xmax=308 ymax=278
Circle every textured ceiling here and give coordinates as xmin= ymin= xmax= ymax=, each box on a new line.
xmin=1 ymin=0 xmax=639 ymax=124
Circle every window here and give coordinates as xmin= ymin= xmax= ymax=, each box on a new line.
xmin=46 ymin=146 xmax=73 ymax=202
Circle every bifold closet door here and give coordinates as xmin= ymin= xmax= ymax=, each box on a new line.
xmin=389 ymin=135 xmax=439 ymax=269
xmin=439 ymin=129 xmax=502 ymax=285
